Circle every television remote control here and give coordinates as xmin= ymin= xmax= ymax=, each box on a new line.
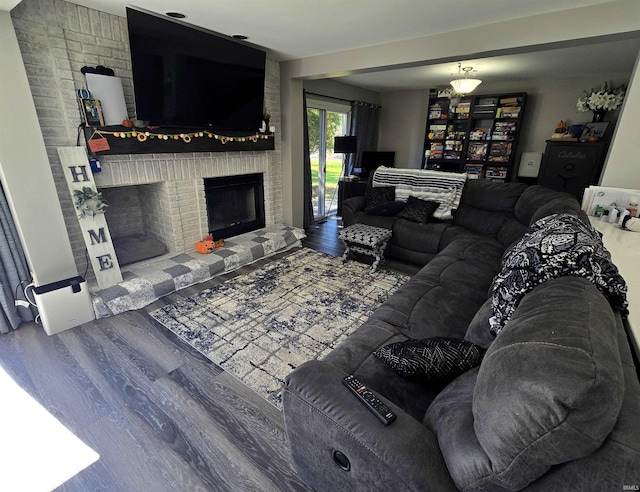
xmin=342 ymin=375 xmax=397 ymax=426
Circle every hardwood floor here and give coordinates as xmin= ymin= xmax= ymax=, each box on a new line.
xmin=0 ymin=221 xmax=413 ymax=492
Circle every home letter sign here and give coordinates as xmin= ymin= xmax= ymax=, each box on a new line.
xmin=58 ymin=146 xmax=123 ymax=289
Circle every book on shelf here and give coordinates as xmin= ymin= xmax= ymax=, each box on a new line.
xmin=484 ymin=166 xmax=508 ymax=180
xmin=496 ymin=106 xmax=521 ymax=118
xmin=428 ymin=124 xmax=446 ymax=139
xmin=465 ymin=163 xmax=484 ymax=178
xmin=499 ymin=97 xmax=519 ymax=105
xmin=443 ymin=151 xmax=462 ymax=160
xmin=429 ymin=108 xmax=442 ymax=119
xmin=455 ymin=101 xmax=471 ymax=114
xmin=469 ymin=129 xmax=490 ymax=140
xmin=494 ymin=121 xmax=517 ymax=132
xmin=477 ymin=97 xmax=498 ymax=106
xmin=488 ymin=142 xmax=513 ymax=162
xmin=467 ymin=142 xmax=488 ymax=160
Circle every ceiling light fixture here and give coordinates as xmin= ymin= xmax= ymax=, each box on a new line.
xmin=166 ymin=12 xmax=186 ymax=19
xmin=450 ymin=63 xmax=482 ymax=94
xmin=232 ymin=34 xmax=248 ymax=40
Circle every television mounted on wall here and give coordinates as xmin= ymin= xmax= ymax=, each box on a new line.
xmin=126 ymin=7 xmax=266 ymax=132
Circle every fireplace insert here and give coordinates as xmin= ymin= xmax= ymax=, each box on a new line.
xmin=204 ymin=173 xmax=265 ymax=240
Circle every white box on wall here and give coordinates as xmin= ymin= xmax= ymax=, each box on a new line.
xmin=518 ymin=152 xmax=543 ymax=178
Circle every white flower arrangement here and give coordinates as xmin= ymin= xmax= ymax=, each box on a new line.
xmin=576 ymin=82 xmax=625 ymax=112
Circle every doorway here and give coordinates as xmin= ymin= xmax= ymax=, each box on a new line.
xmin=307 ymin=102 xmax=350 ymax=220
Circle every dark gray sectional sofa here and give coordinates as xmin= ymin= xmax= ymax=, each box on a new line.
xmin=283 ymin=179 xmax=640 ymax=491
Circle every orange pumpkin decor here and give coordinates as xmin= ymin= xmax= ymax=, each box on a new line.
xmin=195 ymin=234 xmax=224 ymax=253
xmin=195 ymin=238 xmax=216 ymax=254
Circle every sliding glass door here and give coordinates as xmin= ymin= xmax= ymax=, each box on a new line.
xmin=307 ymin=101 xmax=350 ymax=220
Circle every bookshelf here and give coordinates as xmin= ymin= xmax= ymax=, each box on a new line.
xmin=422 ymin=92 xmax=527 ymax=181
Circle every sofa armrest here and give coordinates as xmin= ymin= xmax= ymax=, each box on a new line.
xmin=283 ymin=360 xmax=456 ymax=492
xmin=344 ymin=195 xmax=365 ymax=212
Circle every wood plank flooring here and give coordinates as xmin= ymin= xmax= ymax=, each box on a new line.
xmin=0 ymin=220 xmax=413 ymax=492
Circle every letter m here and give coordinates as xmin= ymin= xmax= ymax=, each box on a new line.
xmin=88 ymin=228 xmax=107 ymax=245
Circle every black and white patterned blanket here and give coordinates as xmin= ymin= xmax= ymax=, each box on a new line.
xmin=371 ymin=166 xmax=467 ymax=220
xmin=489 ymin=213 xmax=628 ymax=335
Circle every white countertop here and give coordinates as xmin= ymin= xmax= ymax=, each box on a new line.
xmin=589 ymin=217 xmax=640 ymax=354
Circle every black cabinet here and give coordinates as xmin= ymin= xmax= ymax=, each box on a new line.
xmin=337 ymin=179 xmax=367 ymax=215
xmin=537 ymin=141 xmax=606 ymax=201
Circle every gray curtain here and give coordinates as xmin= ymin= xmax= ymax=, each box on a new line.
xmin=347 ymin=100 xmax=381 ymax=175
xmin=0 ymin=182 xmax=35 ymax=334
xmin=302 ymin=91 xmax=316 ymax=229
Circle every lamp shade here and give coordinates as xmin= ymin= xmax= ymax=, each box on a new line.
xmin=334 ymin=136 xmax=357 ymax=154
xmin=450 ymin=78 xmax=482 ymax=94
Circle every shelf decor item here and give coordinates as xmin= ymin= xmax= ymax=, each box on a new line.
xmin=576 ymin=82 xmax=625 ymax=122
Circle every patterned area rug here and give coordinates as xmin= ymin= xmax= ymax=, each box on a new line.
xmin=149 ymin=248 xmax=409 ymax=408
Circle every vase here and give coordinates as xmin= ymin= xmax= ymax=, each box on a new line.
xmin=592 ymin=109 xmax=607 ymax=122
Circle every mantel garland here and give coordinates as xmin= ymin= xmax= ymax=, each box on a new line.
xmin=87 ymin=128 xmax=274 ymax=145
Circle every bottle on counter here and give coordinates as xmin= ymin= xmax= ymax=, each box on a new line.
xmin=627 ymin=197 xmax=638 ymax=218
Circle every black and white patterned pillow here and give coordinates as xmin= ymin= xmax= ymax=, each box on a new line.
xmin=374 ymin=337 xmax=486 ymax=385
xmin=365 ymin=186 xmax=395 ymax=210
xmin=396 ymin=196 xmax=440 ymax=223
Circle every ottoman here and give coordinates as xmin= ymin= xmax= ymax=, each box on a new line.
xmin=339 ymin=223 xmax=392 ymax=273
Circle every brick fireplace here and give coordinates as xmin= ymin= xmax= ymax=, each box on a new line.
xmin=95 ymin=152 xmax=280 ymax=259
xmin=9 ymin=0 xmax=283 ymax=282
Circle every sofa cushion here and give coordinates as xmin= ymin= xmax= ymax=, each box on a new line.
xmin=395 ymin=196 xmax=439 ymax=223
xmin=424 ymin=369 xmax=494 ymax=490
xmin=472 ymin=276 xmax=624 ymax=490
xmin=374 ymin=337 xmax=485 ymax=385
xmin=372 ymin=239 xmax=503 ymax=336
xmin=453 ymin=179 xmax=526 ymax=236
xmin=514 ymin=185 xmax=579 ymax=225
xmin=365 ymin=200 xmax=405 ymax=216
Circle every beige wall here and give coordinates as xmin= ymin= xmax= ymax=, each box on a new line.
xmin=379 ymin=90 xmax=429 ymax=169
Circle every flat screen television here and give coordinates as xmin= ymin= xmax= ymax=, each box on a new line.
xmin=126 ymin=7 xmax=266 ymax=131
xmin=354 ymin=151 xmax=395 ymax=179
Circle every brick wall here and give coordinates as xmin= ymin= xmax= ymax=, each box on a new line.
xmin=101 ymin=185 xmax=143 ymax=237
xmin=11 ymin=0 xmax=282 ymax=279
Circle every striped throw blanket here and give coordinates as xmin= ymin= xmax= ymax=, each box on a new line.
xmin=371 ymin=166 xmax=467 ymax=220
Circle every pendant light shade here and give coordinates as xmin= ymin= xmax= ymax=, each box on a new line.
xmin=450 ymin=64 xmax=482 ymax=94
xmin=450 ymin=78 xmax=482 ymax=94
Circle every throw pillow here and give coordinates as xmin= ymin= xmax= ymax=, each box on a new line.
xmin=396 ymin=196 xmax=440 ymax=223
xmin=364 ymin=186 xmax=395 ymax=209
xmin=374 ymin=337 xmax=486 ymax=385
xmin=365 ymin=200 xmax=406 ymax=216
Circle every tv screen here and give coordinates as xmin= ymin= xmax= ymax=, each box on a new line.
xmin=355 ymin=151 xmax=395 ymax=179
xmin=126 ymin=7 xmax=266 ymax=131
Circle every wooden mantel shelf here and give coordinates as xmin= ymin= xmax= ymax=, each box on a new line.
xmin=83 ymin=125 xmax=275 ymax=155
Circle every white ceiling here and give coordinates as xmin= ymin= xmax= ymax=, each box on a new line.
xmin=60 ymin=0 xmax=618 ymax=60
xmin=6 ymin=0 xmax=640 ymax=92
